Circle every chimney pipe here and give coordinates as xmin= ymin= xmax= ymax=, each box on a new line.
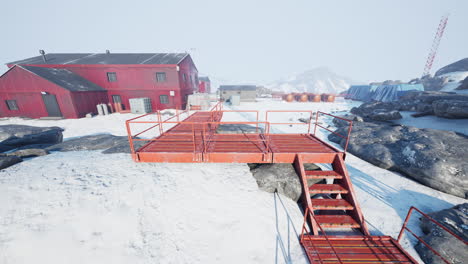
xmin=39 ymin=50 xmax=46 ymax=62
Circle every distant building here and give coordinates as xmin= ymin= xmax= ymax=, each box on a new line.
xmin=219 ymin=85 xmax=256 ymax=102
xmin=0 ymin=52 xmax=199 ymax=118
xmin=198 ymin=76 xmax=211 ymax=93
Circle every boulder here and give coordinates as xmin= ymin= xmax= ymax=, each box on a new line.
xmin=456 ymin=76 xmax=468 ymax=90
xmin=415 ymin=203 xmax=468 ymax=264
xmin=0 ymin=125 xmax=63 ymax=151
xmin=47 ymin=134 xmax=128 ymax=152
xmin=250 ymin=163 xmax=302 ymax=201
xmin=332 ymin=114 xmax=363 ymax=127
xmin=329 ymin=122 xmax=468 ymax=198
xmin=6 ymin=149 xmax=49 ymax=158
xmin=432 ymin=100 xmax=468 ymax=119
xmin=368 ymin=110 xmax=402 ymax=121
xmin=0 ymin=155 xmax=22 ymax=170
xmin=102 ymin=139 xmax=147 ymax=154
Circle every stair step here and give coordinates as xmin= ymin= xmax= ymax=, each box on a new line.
xmin=305 ymin=170 xmax=343 ymax=179
xmin=311 ymin=199 xmax=354 ymax=210
xmin=309 ymin=184 xmax=348 ymax=194
xmin=314 ymin=215 xmax=360 ymax=229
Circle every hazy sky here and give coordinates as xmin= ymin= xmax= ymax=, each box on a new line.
xmin=1 ymin=0 xmax=466 ymax=84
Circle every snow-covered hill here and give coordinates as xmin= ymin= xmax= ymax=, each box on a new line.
xmin=266 ymin=67 xmax=357 ymax=94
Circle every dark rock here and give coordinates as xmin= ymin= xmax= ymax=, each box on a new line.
xmin=435 ymin=58 xmax=468 ymax=76
xmin=250 ymin=163 xmax=302 ymax=201
xmin=456 ymin=76 xmax=468 ymax=90
xmin=415 ymin=203 xmax=468 ymax=264
xmin=102 ymin=139 xmax=146 ymax=154
xmin=329 ymin=122 xmax=468 ymax=198
xmin=0 ymin=125 xmax=63 ymax=150
xmin=432 ymin=100 xmax=468 ymax=119
xmin=7 ymin=149 xmax=49 ymax=158
xmin=47 ymin=134 xmax=128 ymax=152
xmin=0 ymin=155 xmax=22 ymax=170
xmin=216 ymin=124 xmax=264 ymax=134
xmin=298 ymin=117 xmax=311 ymax=124
xmin=368 ymin=110 xmax=402 ymax=121
xmin=16 ymin=143 xmax=55 ymax=150
xmin=332 ymin=114 xmax=363 ymax=127
xmin=415 ymin=103 xmax=433 ymax=113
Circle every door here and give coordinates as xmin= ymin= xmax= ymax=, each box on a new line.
xmin=41 ymin=94 xmax=62 ymax=117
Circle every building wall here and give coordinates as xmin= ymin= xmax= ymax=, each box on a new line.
xmin=177 ymin=56 xmax=198 ymax=109
xmin=220 ymin=90 xmax=256 ymax=102
xmin=199 ymin=81 xmax=211 ymax=93
xmin=0 ymin=66 xmax=77 ymax=118
xmin=70 ymin=91 xmax=109 ymax=117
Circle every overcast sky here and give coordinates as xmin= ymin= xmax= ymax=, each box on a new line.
xmin=1 ymin=0 xmax=466 ymax=84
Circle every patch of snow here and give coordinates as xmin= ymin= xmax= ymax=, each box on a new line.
xmin=402 ymin=146 xmax=416 ymax=164
xmin=0 ymin=152 xmax=307 ymax=264
xmin=439 ymin=71 xmax=468 ymax=91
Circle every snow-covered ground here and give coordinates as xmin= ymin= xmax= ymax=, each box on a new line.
xmin=0 ymin=98 xmax=466 ymax=263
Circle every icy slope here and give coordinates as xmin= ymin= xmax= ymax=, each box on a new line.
xmin=0 ymin=152 xmax=307 ymax=264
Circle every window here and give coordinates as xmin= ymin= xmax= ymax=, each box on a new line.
xmin=107 ymin=72 xmax=117 ymax=82
xmin=112 ymin=95 xmax=122 ymax=103
xmin=5 ymin=100 xmax=18 ymax=110
xmin=159 ymin=95 xmax=169 ymax=104
xmin=183 ymin=73 xmax=187 ymax=83
xmin=156 ymin=72 xmax=166 ymax=82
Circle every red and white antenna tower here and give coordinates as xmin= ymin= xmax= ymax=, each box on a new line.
xmin=422 ymin=14 xmax=449 ymax=77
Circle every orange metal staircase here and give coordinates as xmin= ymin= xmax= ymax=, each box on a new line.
xmin=294 ymin=153 xmax=419 ymax=263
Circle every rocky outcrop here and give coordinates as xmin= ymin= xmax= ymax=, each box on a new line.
xmin=329 ymin=122 xmax=468 ymax=198
xmin=416 ymin=203 xmax=468 ymax=264
xmin=368 ymin=110 xmax=402 ymax=121
xmin=0 ymin=125 xmax=63 ymax=152
xmin=332 ymin=114 xmax=363 ymax=127
xmin=250 ymin=163 xmax=302 ymax=201
xmin=435 ymin=58 xmax=468 ymax=76
xmin=456 ymin=76 xmax=468 ymax=90
xmin=6 ymin=149 xmax=49 ymax=158
xmin=433 ymin=100 xmax=468 ymax=118
xmin=352 ymin=92 xmax=468 ymax=120
xmin=0 ymin=156 xmax=22 ymax=170
xmin=350 ymin=102 xmax=402 ymax=121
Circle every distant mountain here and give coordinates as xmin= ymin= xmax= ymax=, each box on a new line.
xmin=265 ymin=67 xmax=358 ymax=94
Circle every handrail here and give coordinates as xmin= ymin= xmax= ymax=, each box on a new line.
xmin=265 ymin=110 xmax=314 ymax=134
xmin=397 ymin=206 xmax=468 ymax=264
xmin=300 ymin=207 xmax=343 ymax=264
xmin=314 ymin=111 xmax=353 ymax=153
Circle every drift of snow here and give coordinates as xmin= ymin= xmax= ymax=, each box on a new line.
xmin=265 ymin=67 xmax=358 ymax=94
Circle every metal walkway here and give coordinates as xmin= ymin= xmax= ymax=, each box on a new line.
xmin=126 ymin=103 xmax=464 ymax=263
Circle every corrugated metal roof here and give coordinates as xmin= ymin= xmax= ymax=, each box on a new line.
xmin=219 ymin=85 xmax=257 ymax=91
xmin=8 ymin=53 xmax=188 ymax=65
xmin=21 ymin=66 xmax=105 ymax=92
xmin=199 ymin=76 xmax=210 ymax=82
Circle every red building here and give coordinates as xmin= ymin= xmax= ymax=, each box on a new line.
xmin=0 ymin=53 xmax=199 ymax=118
xmin=198 ymin=76 xmax=211 ymax=93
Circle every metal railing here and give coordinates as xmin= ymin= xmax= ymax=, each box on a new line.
xmin=300 ymin=207 xmax=343 ymax=264
xmin=314 ymin=111 xmax=353 ymax=153
xmin=397 ymin=206 xmax=468 ymax=264
xmin=265 ymin=110 xmax=314 ymax=134
xmin=126 ymin=106 xmax=356 ymax=158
